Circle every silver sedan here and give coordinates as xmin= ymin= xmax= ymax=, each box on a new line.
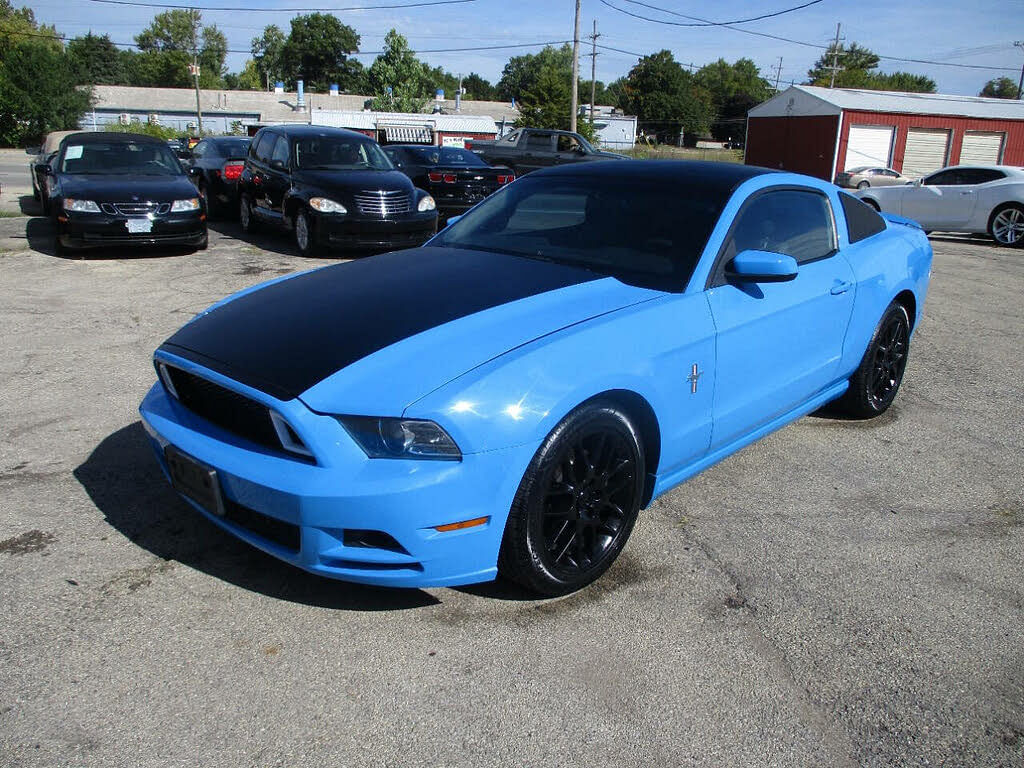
xmin=835 ymin=166 xmax=912 ymax=189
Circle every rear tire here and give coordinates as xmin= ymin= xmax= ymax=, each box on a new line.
xmin=988 ymin=203 xmax=1024 ymax=248
xmin=857 ymin=180 xmax=870 ymax=189
xmin=239 ymin=194 xmax=258 ymax=234
xmin=198 ymin=181 xmax=218 ymax=220
xmin=835 ymin=302 xmax=911 ymax=418
xmin=498 ymin=400 xmax=645 ymax=596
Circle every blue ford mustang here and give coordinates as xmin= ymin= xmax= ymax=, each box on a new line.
xmin=139 ymin=161 xmax=932 ymax=595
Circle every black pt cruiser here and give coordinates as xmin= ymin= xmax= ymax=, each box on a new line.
xmin=238 ymin=125 xmax=438 ymax=256
xmin=46 ymin=132 xmax=207 ymax=256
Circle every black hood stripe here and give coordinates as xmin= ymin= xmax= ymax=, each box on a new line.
xmin=160 ymin=247 xmax=602 ymax=401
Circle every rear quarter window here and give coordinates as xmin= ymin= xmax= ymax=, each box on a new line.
xmin=840 ymin=192 xmax=887 ymax=243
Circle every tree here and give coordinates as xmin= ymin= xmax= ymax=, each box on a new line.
xmin=806 ymin=41 xmax=935 ymax=93
xmin=695 ymin=58 xmax=771 ymax=141
xmin=251 ymin=25 xmax=286 ymax=90
xmin=134 ymin=10 xmax=226 ymax=88
xmin=579 ymin=79 xmax=610 ymax=106
xmin=619 ymin=50 xmax=713 ymax=140
xmin=280 ymin=13 xmax=362 ymax=92
xmin=423 ymin=64 xmax=459 ymax=98
xmin=225 ymin=60 xmax=263 ymax=90
xmin=980 ymin=76 xmax=1020 ymax=99
xmin=367 ymin=30 xmax=430 ymax=112
xmin=497 ymin=45 xmax=572 ymax=102
xmin=66 ymin=32 xmax=124 ymax=85
xmin=121 ymin=48 xmax=191 ymax=88
xmin=0 ymin=0 xmax=61 ymax=52
xmin=0 ymin=39 xmax=91 ymax=145
xmin=461 ymin=72 xmax=495 ymax=100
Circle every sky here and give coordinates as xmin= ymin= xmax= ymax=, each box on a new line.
xmin=23 ymin=0 xmax=1024 ymax=96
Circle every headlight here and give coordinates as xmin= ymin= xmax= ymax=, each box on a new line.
xmin=337 ymin=416 xmax=461 ymax=461
xmin=309 ymin=197 xmax=347 ymax=214
xmin=64 ymin=198 xmax=100 ymax=213
xmin=417 ymin=194 xmax=436 ymax=212
xmin=171 ymin=198 xmax=200 ymax=212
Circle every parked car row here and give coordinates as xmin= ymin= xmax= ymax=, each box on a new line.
xmin=29 ymin=126 xmax=528 ymax=257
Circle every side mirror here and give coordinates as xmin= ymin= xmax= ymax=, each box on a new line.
xmin=725 ymin=249 xmax=798 ymax=283
xmin=444 ymin=215 xmax=462 ymax=228
xmin=270 ymin=159 xmax=287 ymax=171
xmin=913 ymin=178 xmax=923 ymax=187
xmin=35 ymin=163 xmax=52 ymax=176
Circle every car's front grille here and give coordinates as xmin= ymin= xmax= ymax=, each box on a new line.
xmin=162 ymin=365 xmax=286 ymax=453
xmin=353 ymin=190 xmax=411 ymax=216
xmin=224 ymin=499 xmax=300 ymax=552
xmin=101 ymin=201 xmax=171 ymax=216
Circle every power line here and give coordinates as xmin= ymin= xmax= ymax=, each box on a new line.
xmin=617 ymin=0 xmax=825 ymax=27
xmin=597 ymin=0 xmax=1021 ymax=72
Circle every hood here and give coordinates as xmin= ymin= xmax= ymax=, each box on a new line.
xmin=291 ymin=168 xmax=413 ymax=195
xmin=159 ymin=246 xmax=661 ymax=412
xmin=594 ymin=151 xmax=630 ymax=160
xmin=57 ymin=173 xmax=197 ymax=203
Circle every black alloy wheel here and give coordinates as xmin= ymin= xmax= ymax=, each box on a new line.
xmin=836 ymin=301 xmax=911 ymax=418
xmin=499 ymin=401 xmax=644 ymax=595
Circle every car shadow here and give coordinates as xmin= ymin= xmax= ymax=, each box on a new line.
xmin=74 ymin=422 xmax=440 ymax=610
xmin=24 ymin=216 xmax=198 ymax=261
xmin=19 ymin=194 xmax=43 ymax=216
xmin=206 ymin=219 xmax=307 ymax=259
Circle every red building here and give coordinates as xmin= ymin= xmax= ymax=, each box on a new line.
xmin=745 ymin=85 xmax=1024 ymax=181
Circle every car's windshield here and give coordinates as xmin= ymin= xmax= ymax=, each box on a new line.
xmin=294 ymin=135 xmax=392 ymax=170
xmin=59 ymin=141 xmax=183 ymax=176
xmin=432 ymin=175 xmax=728 ymax=291
xmin=407 ymin=147 xmax=487 ymax=167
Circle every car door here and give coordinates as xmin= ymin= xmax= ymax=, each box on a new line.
xmin=554 ymin=134 xmax=585 ymax=165
xmin=705 ymin=187 xmax=856 ymax=450
xmin=520 ymin=132 xmax=555 ymax=174
xmin=901 ymin=168 xmax=975 ymax=228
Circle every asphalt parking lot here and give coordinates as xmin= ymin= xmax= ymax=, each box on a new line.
xmin=1 ymin=173 xmax=1022 ymax=767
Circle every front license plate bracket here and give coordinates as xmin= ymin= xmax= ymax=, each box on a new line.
xmin=165 ymin=445 xmax=225 ymax=517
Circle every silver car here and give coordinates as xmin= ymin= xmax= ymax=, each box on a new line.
xmin=835 ymin=166 xmax=911 ymax=189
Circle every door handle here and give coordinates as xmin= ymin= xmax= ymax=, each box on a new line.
xmin=830 ymin=280 xmax=853 ymax=295
xmin=960 ymin=191 xmax=973 ymax=196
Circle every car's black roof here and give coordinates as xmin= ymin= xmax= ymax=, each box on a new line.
xmin=532 ymin=159 xmax=778 ymax=191
xmin=260 ymin=124 xmax=372 ymax=140
xmin=62 ymin=132 xmax=167 ymax=145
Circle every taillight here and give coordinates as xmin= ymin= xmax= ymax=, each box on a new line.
xmin=428 ymin=171 xmax=443 ymax=183
xmin=465 ymin=141 xmax=473 ymax=149
xmin=443 ymin=173 xmax=456 ymax=183
xmin=222 ymin=162 xmax=244 ymax=181
xmin=497 ymin=174 xmax=515 ymax=184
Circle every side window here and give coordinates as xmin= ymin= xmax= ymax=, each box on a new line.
xmin=957 ymin=168 xmax=1005 ymax=185
xmin=270 ymin=135 xmax=290 ymax=167
xmin=254 ymin=133 xmax=278 ymax=164
xmin=881 ymin=169 xmax=899 ymax=178
xmin=923 ymin=169 xmax=959 ymax=186
xmin=557 ymin=135 xmax=580 ymax=152
xmin=839 ymin=192 xmax=887 ymax=243
xmin=724 ymin=189 xmax=836 ymax=265
xmin=526 ymin=133 xmax=552 ymax=150
xmin=191 ymin=141 xmax=206 ymax=159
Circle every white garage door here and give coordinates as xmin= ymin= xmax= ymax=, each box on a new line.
xmin=902 ymin=128 xmax=951 ymax=178
xmin=960 ymin=131 xmax=1005 ymax=165
xmin=845 ymin=125 xmax=895 ymax=170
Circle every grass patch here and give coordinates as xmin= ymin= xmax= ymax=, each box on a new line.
xmin=0 ymin=210 xmax=26 ymax=218
xmin=622 ymin=145 xmax=744 ymax=163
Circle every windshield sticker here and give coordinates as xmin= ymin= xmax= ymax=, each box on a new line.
xmin=64 ymin=145 xmax=83 ymax=160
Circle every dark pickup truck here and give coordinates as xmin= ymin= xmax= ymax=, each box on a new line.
xmin=467 ymin=128 xmax=628 ymax=176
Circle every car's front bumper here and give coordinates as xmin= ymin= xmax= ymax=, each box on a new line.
xmin=57 ymin=211 xmax=207 ymax=250
xmin=138 ymin=368 xmax=537 ymax=589
xmin=313 ymin=210 xmax=437 ymax=251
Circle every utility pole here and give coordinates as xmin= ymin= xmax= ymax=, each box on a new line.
xmin=1015 ymin=41 xmax=1024 ymax=100
xmin=588 ymin=20 xmax=600 ymax=123
xmin=827 ymin=22 xmax=844 ymax=88
xmin=569 ymin=0 xmax=581 ymax=133
xmin=773 ymin=56 xmax=783 ymax=92
xmin=190 ymin=8 xmax=203 ymax=135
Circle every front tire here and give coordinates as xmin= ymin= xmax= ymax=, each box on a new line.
xmin=836 ymin=302 xmax=911 ymax=418
xmin=294 ymin=208 xmax=320 ymax=257
xmin=988 ymin=204 xmax=1024 ymax=248
xmin=498 ymin=400 xmax=645 ymax=596
xmin=857 ymin=180 xmax=870 ymax=189
xmin=239 ymin=194 xmax=258 ymax=234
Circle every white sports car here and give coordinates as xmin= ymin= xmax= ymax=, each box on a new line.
xmin=857 ymin=165 xmax=1024 ymax=247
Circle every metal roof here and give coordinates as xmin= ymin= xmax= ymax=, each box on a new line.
xmin=750 ymin=85 xmax=1024 ymax=121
